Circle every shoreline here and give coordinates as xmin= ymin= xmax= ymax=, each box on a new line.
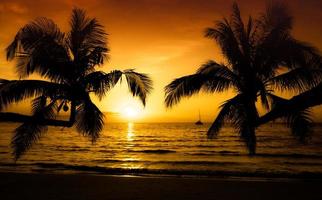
xmin=1 ymin=172 xmax=322 ymax=200
xmin=0 ymin=164 xmax=322 ymax=181
xmin=2 ymin=162 xmax=322 ymax=181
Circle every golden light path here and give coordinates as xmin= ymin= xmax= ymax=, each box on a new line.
xmin=123 ymin=122 xmax=142 ymax=169
xmin=127 ymin=122 xmax=134 ymax=141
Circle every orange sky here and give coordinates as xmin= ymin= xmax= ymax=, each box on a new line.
xmin=1 ymin=0 xmax=322 ymax=122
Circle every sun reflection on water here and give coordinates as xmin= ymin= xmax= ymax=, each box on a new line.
xmin=123 ymin=122 xmax=143 ymax=169
xmin=127 ymin=122 xmax=134 ymax=141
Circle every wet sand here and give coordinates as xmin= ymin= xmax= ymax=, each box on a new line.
xmin=1 ymin=172 xmax=321 ymax=200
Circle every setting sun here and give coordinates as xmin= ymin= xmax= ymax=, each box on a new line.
xmin=122 ymin=106 xmax=140 ymax=119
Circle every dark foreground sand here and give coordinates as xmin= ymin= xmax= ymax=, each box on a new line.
xmin=1 ymin=172 xmax=322 ymax=200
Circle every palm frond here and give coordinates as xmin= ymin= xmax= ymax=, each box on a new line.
xmin=256 ymin=35 xmax=320 ymax=80
xmin=197 ymin=60 xmax=235 ymax=77
xmin=68 ymin=8 xmax=89 ymax=53
xmin=80 ymin=18 xmax=107 ymax=49
xmin=207 ymin=95 xmax=241 ymax=138
xmin=259 ymin=90 xmax=270 ymax=110
xmin=76 ymin=96 xmax=104 ymax=142
xmin=11 ymin=99 xmax=58 ymax=160
xmin=197 ymin=60 xmax=239 ymax=88
xmin=122 ymin=69 xmax=153 ymax=106
xmin=246 ymin=16 xmax=257 ymax=46
xmin=254 ymin=1 xmax=294 ymax=77
xmin=267 ymin=94 xmax=313 ymax=142
xmin=14 ymin=42 xmax=71 ymax=82
xmin=285 ymin=109 xmax=312 ymax=142
xmin=266 ymin=93 xmax=286 ymax=109
xmin=257 ymin=1 xmax=293 ymax=40
xmin=68 ymin=8 xmax=108 ymax=68
xmin=82 ymin=46 xmax=109 ymax=71
xmin=11 ymin=122 xmax=48 ymax=161
xmin=231 ymin=106 xmax=257 ymax=154
xmin=254 ymin=1 xmax=320 ymax=79
xmin=268 ymin=67 xmax=322 ymax=93
xmin=6 ymin=17 xmax=65 ymax=60
xmin=165 ymin=61 xmax=235 ymax=108
xmin=31 ymin=97 xmax=58 ymax=119
xmin=254 ymin=35 xmax=286 ymax=79
xmin=230 ymin=2 xmax=251 ymax=57
xmin=0 ymin=80 xmax=67 ymax=111
xmin=284 ymin=39 xmax=320 ymax=70
xmin=205 ymin=19 xmax=243 ymax=68
xmin=257 ymin=81 xmax=270 ymax=110
xmin=219 ymin=96 xmax=258 ymax=154
xmin=231 ymin=2 xmax=245 ymax=38
xmin=210 ymin=97 xmax=257 ymax=154
xmin=165 ymin=70 xmax=233 ymax=108
xmin=84 ymin=70 xmax=122 ymax=99
xmin=165 ymin=74 xmax=205 ymax=108
xmin=6 ymin=18 xmax=70 ymax=81
xmin=31 ymin=96 xmax=47 ymax=113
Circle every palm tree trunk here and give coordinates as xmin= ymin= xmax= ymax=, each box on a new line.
xmin=257 ymin=83 xmax=322 ymax=126
xmin=0 ymin=112 xmax=72 ymax=127
xmin=68 ymin=100 xmax=77 ymax=125
xmin=0 ymin=101 xmax=77 ymax=127
xmin=246 ymin=100 xmax=258 ymax=155
xmin=247 ymin=127 xmax=256 ymax=155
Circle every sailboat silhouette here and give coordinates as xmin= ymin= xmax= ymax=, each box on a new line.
xmin=195 ymin=110 xmax=203 ymax=125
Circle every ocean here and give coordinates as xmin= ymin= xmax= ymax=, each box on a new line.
xmin=1 ymin=122 xmax=322 ymax=178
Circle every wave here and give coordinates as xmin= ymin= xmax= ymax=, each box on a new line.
xmin=5 ymin=162 xmax=322 ymax=179
xmin=56 ymin=148 xmax=90 ymax=152
xmin=186 ymin=150 xmax=240 ymax=156
xmin=255 ymin=153 xmax=322 ymax=159
xmin=218 ymin=150 xmax=240 ymax=155
xmin=127 ymin=149 xmax=176 ymax=154
xmin=283 ymin=161 xmax=322 ymax=166
xmin=72 ymin=159 xmax=250 ymax=167
xmin=183 ymin=152 xmax=322 ymax=158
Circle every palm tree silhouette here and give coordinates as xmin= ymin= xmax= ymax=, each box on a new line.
xmin=0 ymin=8 xmax=153 ymax=160
xmin=165 ymin=2 xmax=322 ymax=154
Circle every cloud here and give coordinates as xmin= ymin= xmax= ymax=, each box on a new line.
xmin=0 ymin=2 xmax=28 ymax=14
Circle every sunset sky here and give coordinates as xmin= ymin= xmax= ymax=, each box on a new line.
xmin=1 ymin=0 xmax=322 ymax=122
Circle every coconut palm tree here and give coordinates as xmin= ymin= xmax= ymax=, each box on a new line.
xmin=165 ymin=2 xmax=322 ymax=154
xmin=0 ymin=8 xmax=153 ymax=160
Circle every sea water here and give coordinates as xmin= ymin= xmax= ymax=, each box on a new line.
xmin=0 ymin=122 xmax=322 ymax=177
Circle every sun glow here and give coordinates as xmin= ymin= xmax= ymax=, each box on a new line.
xmin=122 ymin=106 xmax=140 ymax=119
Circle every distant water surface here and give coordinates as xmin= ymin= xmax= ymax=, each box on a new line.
xmin=0 ymin=122 xmax=322 ymax=177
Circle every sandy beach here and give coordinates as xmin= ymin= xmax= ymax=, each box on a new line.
xmin=1 ymin=172 xmax=321 ymax=200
